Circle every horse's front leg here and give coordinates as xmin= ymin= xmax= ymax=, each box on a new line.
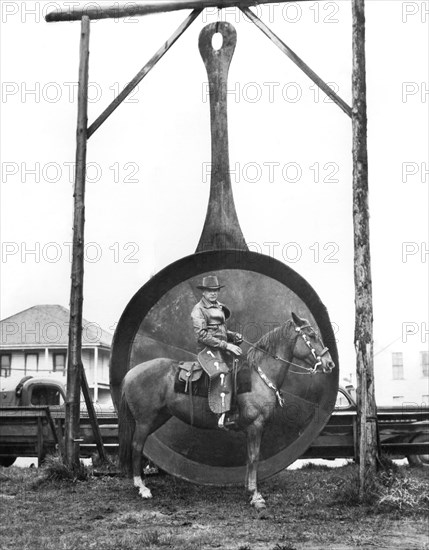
xmin=132 ymin=423 xmax=152 ymax=499
xmin=246 ymin=420 xmax=266 ymax=510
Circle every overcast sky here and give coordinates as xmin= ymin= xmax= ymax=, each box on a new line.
xmin=1 ymin=0 xmax=427 ymax=375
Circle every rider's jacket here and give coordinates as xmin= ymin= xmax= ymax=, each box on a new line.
xmin=191 ymin=296 xmax=237 ymax=352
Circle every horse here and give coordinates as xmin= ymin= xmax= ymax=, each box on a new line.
xmin=118 ymin=312 xmax=335 ymax=509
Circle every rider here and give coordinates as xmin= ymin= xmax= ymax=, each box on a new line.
xmin=191 ymin=275 xmax=242 ymax=428
xmin=191 ymin=275 xmax=242 ymax=355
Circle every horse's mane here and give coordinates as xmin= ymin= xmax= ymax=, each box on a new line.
xmin=247 ymin=319 xmax=295 ymax=367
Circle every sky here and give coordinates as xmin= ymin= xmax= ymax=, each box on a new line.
xmin=0 ymin=0 xmax=428 ymax=378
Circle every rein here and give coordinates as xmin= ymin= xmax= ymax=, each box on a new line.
xmin=243 ymin=323 xmax=331 ymax=407
xmin=242 ymin=325 xmax=329 ymax=375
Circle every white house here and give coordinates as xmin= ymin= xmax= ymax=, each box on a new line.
xmin=343 ymin=334 xmax=428 ymax=407
xmin=0 ymin=305 xmax=112 ymax=404
xmin=373 ymin=340 xmax=428 ymax=408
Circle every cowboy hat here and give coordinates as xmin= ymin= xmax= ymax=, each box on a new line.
xmin=197 ymin=275 xmax=224 ymax=290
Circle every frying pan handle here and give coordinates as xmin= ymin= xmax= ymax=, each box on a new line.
xmin=196 ymin=22 xmax=247 ymax=253
xmin=198 ymin=21 xmax=237 ymax=77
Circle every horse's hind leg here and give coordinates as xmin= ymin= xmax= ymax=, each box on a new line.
xmin=132 ymin=422 xmax=153 ymax=499
xmin=246 ymin=421 xmax=266 ymax=510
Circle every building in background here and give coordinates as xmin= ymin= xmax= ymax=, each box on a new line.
xmin=0 ymin=305 xmax=112 ymax=404
xmin=374 ymin=341 xmax=428 ymax=407
xmin=344 ymin=333 xmax=428 ymax=406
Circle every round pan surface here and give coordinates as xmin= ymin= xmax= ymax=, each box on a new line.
xmin=110 ymin=249 xmax=339 ymax=485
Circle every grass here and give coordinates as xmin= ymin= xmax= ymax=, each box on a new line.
xmin=34 ymin=454 xmax=90 ymax=484
xmin=0 ymin=462 xmax=428 ymax=550
xmin=332 ymin=461 xmax=429 ymax=512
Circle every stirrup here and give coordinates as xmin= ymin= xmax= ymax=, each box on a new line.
xmin=218 ymin=412 xmax=239 ymax=430
xmin=218 ymin=413 xmax=226 ymax=430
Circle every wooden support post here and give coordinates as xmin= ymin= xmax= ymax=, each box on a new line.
xmin=87 ymin=9 xmax=201 ymax=138
xmin=80 ymin=362 xmax=107 ymax=462
xmin=93 ymin=346 xmax=99 ymax=403
xmin=351 ymin=0 xmax=379 ymax=496
xmin=65 ymin=16 xmax=90 ymax=468
xmin=37 ymin=416 xmax=45 ymax=466
xmin=53 ymin=417 xmax=65 ymax=459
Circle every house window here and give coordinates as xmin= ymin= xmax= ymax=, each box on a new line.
xmin=25 ymin=353 xmax=39 ymax=374
xmin=392 ymin=352 xmax=404 ymax=379
xmin=53 ymin=353 xmax=66 ymax=374
xmin=392 ymin=395 xmax=404 ymax=405
xmin=421 ymin=351 xmax=429 ymax=377
xmin=0 ymin=354 xmax=11 ymax=377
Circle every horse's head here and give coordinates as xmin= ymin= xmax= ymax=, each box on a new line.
xmin=291 ymin=312 xmax=335 ymax=374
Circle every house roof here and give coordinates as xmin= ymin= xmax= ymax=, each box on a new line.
xmin=0 ymin=305 xmax=113 ymax=349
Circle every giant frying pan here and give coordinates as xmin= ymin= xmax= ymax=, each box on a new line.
xmin=110 ymin=22 xmax=339 ymax=486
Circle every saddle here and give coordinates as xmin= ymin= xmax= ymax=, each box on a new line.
xmin=176 ymin=348 xmax=234 ymax=415
xmin=197 ymin=348 xmax=229 ymax=379
xmin=198 ymin=348 xmax=233 ymax=414
xmin=177 ymin=361 xmax=203 ymax=391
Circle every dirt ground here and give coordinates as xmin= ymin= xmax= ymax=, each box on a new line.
xmin=0 ymin=462 xmax=428 ymax=550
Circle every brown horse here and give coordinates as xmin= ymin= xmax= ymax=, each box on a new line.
xmin=118 ymin=312 xmax=335 ymax=509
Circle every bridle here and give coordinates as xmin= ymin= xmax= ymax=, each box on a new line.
xmin=294 ymin=324 xmax=332 ymax=374
xmin=243 ymin=322 xmax=334 ymax=407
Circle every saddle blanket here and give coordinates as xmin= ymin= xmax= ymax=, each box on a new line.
xmin=174 ymin=362 xmax=252 ymax=398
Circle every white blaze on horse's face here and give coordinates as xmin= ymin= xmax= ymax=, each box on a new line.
xmin=292 ymin=321 xmax=335 ymax=374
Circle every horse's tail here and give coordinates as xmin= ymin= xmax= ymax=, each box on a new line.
xmin=118 ymin=386 xmax=135 ymax=477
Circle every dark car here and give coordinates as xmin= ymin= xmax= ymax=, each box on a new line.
xmin=302 ymin=386 xmax=429 ymax=466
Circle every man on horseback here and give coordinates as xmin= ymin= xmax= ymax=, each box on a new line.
xmin=191 ymin=275 xmax=243 ymax=429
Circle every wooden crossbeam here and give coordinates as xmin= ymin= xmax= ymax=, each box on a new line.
xmin=45 ymin=0 xmax=303 ymax=22
xmin=242 ymin=7 xmax=352 ymax=117
xmin=88 ymin=9 xmax=202 ymax=138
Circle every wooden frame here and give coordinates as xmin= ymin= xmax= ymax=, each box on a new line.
xmin=45 ymin=0 xmax=377 ymax=477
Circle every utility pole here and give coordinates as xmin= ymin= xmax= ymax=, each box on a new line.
xmin=65 ymin=16 xmax=90 ymax=467
xmin=351 ymin=0 xmax=379 ymax=496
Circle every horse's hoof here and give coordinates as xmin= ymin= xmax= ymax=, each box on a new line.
xmin=250 ymin=493 xmax=266 ymax=509
xmin=139 ymin=488 xmax=153 ymax=499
